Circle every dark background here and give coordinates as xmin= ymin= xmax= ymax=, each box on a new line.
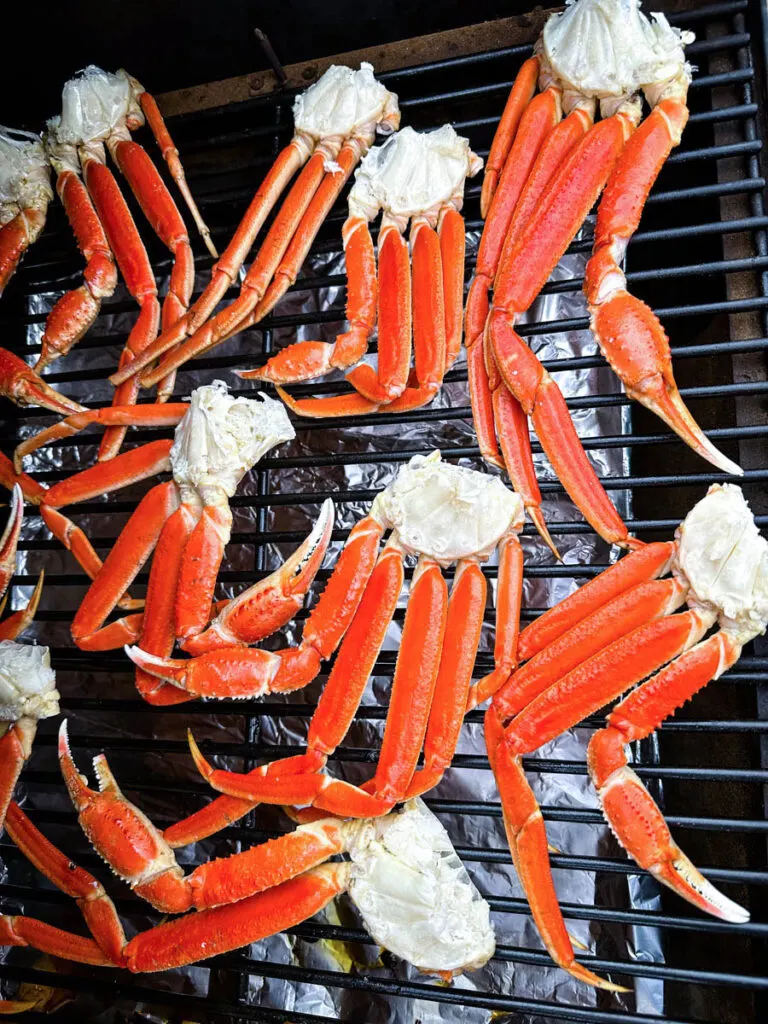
xmin=0 ymin=0 xmax=521 ymax=127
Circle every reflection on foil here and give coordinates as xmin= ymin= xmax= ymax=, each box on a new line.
xmin=0 ymin=218 xmax=665 ymax=1021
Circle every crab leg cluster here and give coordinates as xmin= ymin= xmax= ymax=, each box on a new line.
xmin=1 ymin=746 xmax=494 ymax=983
xmin=108 ymin=64 xmax=400 ymax=394
xmin=468 ymin=0 xmax=740 ymax=553
xmin=129 ymin=452 xmax=524 ymax=820
xmin=36 ymin=67 xmax=213 ymax=455
xmin=485 ymin=484 xmax=764 ymax=987
xmin=243 ymin=125 xmax=481 ymax=416
xmin=11 ymin=382 xmax=310 ymax=704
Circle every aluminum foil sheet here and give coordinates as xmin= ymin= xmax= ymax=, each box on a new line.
xmin=0 ymin=211 xmax=666 ymax=1021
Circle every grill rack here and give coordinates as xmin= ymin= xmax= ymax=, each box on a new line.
xmin=0 ymin=0 xmax=767 ymax=1020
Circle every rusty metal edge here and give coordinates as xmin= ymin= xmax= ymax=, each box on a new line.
xmin=155 ymin=10 xmax=554 ymax=117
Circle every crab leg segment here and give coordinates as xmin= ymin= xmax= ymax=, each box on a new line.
xmin=346 ymin=220 xmax=411 ymax=404
xmin=481 ymin=56 xmax=539 ymax=217
xmin=126 ymin=864 xmax=348 ymax=973
xmin=0 ymin=574 xmax=43 ymax=642
xmin=488 ymin=311 xmax=631 ymax=546
xmin=43 ymin=439 xmax=173 ymax=508
xmin=0 ymin=720 xmax=35 ymax=836
xmin=517 ymin=541 xmax=675 ymax=661
xmin=70 ymin=480 xmax=178 ymax=649
xmin=182 ymin=499 xmax=334 ymax=654
xmin=36 ymin=170 xmax=117 ymax=370
xmin=136 ymin=87 xmax=218 ymax=259
xmin=468 ymin=532 xmax=524 ymax=709
xmin=0 ymin=915 xmax=115 ymax=968
xmin=0 ymin=485 xmax=23 ymax=596
xmin=588 ymin=631 xmax=748 ymax=922
xmin=5 ymin=802 xmax=126 ymax=964
xmin=133 ymin=501 xmax=201 ymax=705
xmin=108 ymin=137 xmax=310 ymax=387
xmin=126 ymin=645 xmax=282 ymax=698
xmin=111 ymin=138 xmax=195 ymax=399
xmin=0 ymin=346 xmax=84 ymax=415
xmin=14 ymin=404 xmax=187 ymax=470
xmin=406 ymin=558 xmax=486 ymax=797
xmin=81 ymin=157 xmax=161 ymax=459
xmin=585 ymin=101 xmax=741 ymax=476
xmin=242 ymin=215 xmax=377 ymax=385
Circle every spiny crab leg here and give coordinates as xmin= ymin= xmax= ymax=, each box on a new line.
xmin=107 ymin=64 xmax=400 ymax=390
xmin=0 ymin=347 xmax=85 ymax=416
xmin=585 ymin=99 xmax=741 ymax=475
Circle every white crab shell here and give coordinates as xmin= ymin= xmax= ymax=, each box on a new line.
xmin=346 ymin=798 xmax=495 ymax=975
xmin=541 ymin=0 xmax=694 ymax=105
xmin=675 ymin=484 xmax=768 ymax=644
xmin=170 ymin=381 xmax=295 ymax=501
xmin=371 ymin=451 xmax=523 ymax=566
xmin=0 ymin=641 xmax=59 ymax=723
xmin=293 ymin=63 xmax=399 ymax=143
xmin=0 ymin=128 xmax=52 ymax=225
xmin=348 ymin=124 xmax=483 ymax=226
xmin=47 ymin=66 xmax=140 ymax=150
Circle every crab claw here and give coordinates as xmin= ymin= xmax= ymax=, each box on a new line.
xmin=0 ymin=347 xmax=84 ymax=415
xmin=124 ymin=646 xmax=282 ymax=699
xmin=182 ymin=498 xmax=335 ymax=656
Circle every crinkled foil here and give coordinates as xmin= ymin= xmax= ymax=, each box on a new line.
xmin=1 ymin=218 xmax=665 ymax=1021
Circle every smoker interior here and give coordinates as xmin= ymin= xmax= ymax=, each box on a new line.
xmin=0 ymin=0 xmax=767 ymax=1020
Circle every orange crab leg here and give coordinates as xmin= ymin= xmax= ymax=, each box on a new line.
xmin=108 ymin=137 xmax=310 ymax=387
xmin=488 ymin=310 xmax=632 ymax=546
xmin=125 ymin=643 xmax=282 ymax=698
xmin=182 ymin=498 xmax=334 ymax=654
xmin=14 ymin=404 xmax=187 ymax=470
xmin=111 ymin=138 xmax=195 ymax=399
xmin=241 ymin=215 xmax=377 ymax=386
xmin=43 ymin=438 xmax=173 ymax=508
xmin=71 ymin=480 xmax=177 ymax=649
xmin=491 ymin=736 xmax=625 ymax=990
xmin=36 ymin=170 xmax=117 ymax=370
xmin=0 ymin=346 xmax=84 ymax=415
xmin=0 ymin=721 xmax=35 ymax=836
xmin=163 ymin=753 xmax=324 ymax=848
xmin=496 ymin=104 xmax=594 ymax=281
xmin=134 ymin=501 xmax=201 ymax=705
xmin=0 ymin=207 xmax=47 ymax=296
xmin=125 ymin=864 xmax=348 ymax=973
xmin=137 ymin=88 xmax=218 ymax=259
xmin=588 ymin=630 xmax=747 ymax=922
xmin=406 ymin=558 xmax=486 ymax=797
xmin=465 ymin=320 xmax=502 ymax=468
xmin=439 ymin=206 xmax=466 ymax=371
xmin=467 ymin=532 xmax=524 ymax=709
xmin=0 ymin=573 xmax=43 ymax=642
xmin=481 ymin=56 xmax=539 ymax=218
xmin=0 ymin=484 xmax=23 ymax=596
xmin=5 ymin=802 xmax=127 ymax=964
xmin=517 ymin=540 xmax=674 ymax=661
xmin=0 ymin=915 xmax=115 ymax=968
xmin=380 ymin=217 xmax=446 ymax=413
xmin=494 ymin=576 xmax=687 ymax=722
xmin=585 ymin=100 xmax=741 ymax=475
xmin=346 ymin=221 xmax=411 ymax=403
xmin=368 ymin=556 xmax=448 ymax=801
xmin=491 ymin=377 xmax=558 ymax=557
xmin=174 ymin=503 xmax=232 ymax=639
xmin=81 ymin=157 xmax=161 ymax=459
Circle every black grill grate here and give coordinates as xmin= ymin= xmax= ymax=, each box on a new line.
xmin=1 ymin=1 xmax=767 ymax=1020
